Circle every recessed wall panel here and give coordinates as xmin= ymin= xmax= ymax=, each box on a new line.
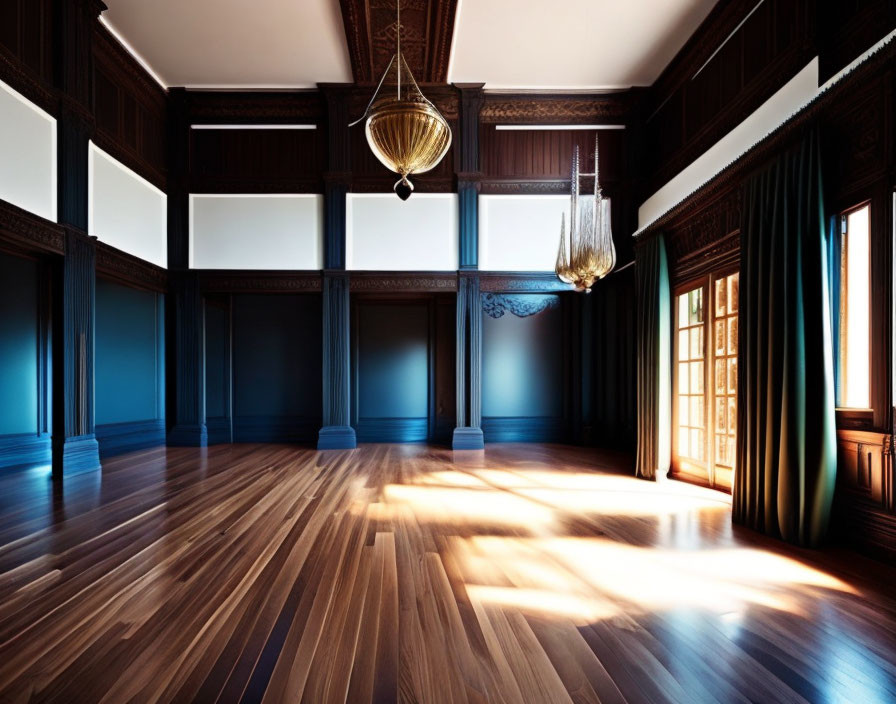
xmin=0 ymin=79 xmax=56 ymax=221
xmin=89 ymin=143 xmax=167 ymax=267
xmin=346 ymin=193 xmax=458 ymax=271
xmin=479 ymin=195 xmax=568 ymax=271
xmin=190 ymin=194 xmax=323 ymax=270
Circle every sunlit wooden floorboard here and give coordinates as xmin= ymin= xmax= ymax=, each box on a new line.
xmin=0 ymin=443 xmax=895 ymax=703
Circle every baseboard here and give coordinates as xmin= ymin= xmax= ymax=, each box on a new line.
xmin=0 ymin=433 xmax=51 ymax=469
xmin=96 ymin=419 xmax=165 ymax=458
xmin=168 ymin=424 xmax=208 ymax=447
xmin=356 ymin=417 xmax=428 ymax=443
xmin=233 ymin=415 xmax=319 ymax=444
xmin=452 ymin=427 xmax=484 ymax=450
xmin=834 ymin=492 xmax=896 ymax=563
xmin=207 ymin=416 xmax=232 ymax=445
xmin=52 ymin=434 xmax=101 ymax=476
xmin=481 ymin=417 xmax=569 ymax=443
xmin=318 ymin=425 xmax=357 ymax=450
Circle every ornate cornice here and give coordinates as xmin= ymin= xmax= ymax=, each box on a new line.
xmin=184 ymin=91 xmax=324 ymax=123
xmin=0 ymin=199 xmax=65 ymax=256
xmin=198 ymin=271 xmax=323 ymax=293
xmin=95 ymin=241 xmax=167 ymax=292
xmin=349 ymin=272 xmax=457 ymax=292
xmin=480 ymin=93 xmax=633 ymax=124
xmin=482 ymin=293 xmax=560 ymax=318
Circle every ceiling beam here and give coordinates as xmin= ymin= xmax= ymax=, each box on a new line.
xmin=339 ymin=0 xmax=459 ymax=84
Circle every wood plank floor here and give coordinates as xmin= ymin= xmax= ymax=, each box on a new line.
xmin=1 ymin=443 xmax=895 ymax=703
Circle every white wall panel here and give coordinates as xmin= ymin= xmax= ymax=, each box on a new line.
xmin=190 ymin=194 xmax=323 ymax=270
xmin=89 ymin=144 xmax=167 ymax=267
xmin=346 ymin=194 xmax=458 ymax=271
xmin=0 ymin=79 xmax=56 ymax=221
xmin=479 ymin=195 xmax=568 ymax=272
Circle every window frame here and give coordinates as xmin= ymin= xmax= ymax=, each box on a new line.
xmin=835 ymin=200 xmax=873 ymax=421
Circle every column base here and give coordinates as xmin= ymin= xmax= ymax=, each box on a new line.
xmin=52 ymin=434 xmax=101 ymax=477
xmin=318 ymin=425 xmax=357 ymax=450
xmin=452 ymin=427 xmax=484 ymax=450
xmin=167 ymin=424 xmax=208 ymax=447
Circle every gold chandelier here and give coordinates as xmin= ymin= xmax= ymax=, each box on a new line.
xmin=351 ymin=0 xmax=452 ymax=200
xmin=555 ymin=136 xmax=616 ymax=292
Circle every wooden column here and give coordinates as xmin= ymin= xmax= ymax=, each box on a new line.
xmin=453 ymin=84 xmax=485 ymax=449
xmin=318 ymin=86 xmax=356 ymax=449
xmin=166 ymin=88 xmax=208 ymax=446
xmin=50 ymin=0 xmax=105 ymax=476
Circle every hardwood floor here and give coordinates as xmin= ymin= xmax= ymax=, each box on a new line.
xmin=0 ymin=443 xmax=895 ymax=703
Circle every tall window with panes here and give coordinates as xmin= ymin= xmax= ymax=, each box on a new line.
xmin=673 ymin=272 xmax=738 ymax=490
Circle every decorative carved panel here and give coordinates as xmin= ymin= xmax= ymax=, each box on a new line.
xmin=0 ymin=198 xmax=65 ymax=256
xmin=199 ymin=272 xmax=323 ymax=294
xmin=339 ymin=0 xmax=458 ymax=84
xmin=349 ymin=273 xmax=457 ymax=292
xmin=480 ymin=93 xmax=633 ymax=125
xmin=95 ymin=241 xmax=167 ymax=292
xmin=481 ymin=293 xmax=559 ymax=319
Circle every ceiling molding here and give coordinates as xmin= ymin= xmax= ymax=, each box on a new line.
xmin=480 ymin=92 xmax=636 ymax=124
xmin=339 ymin=0 xmax=459 ymax=84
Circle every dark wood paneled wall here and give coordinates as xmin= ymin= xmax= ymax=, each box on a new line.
xmin=638 ymin=35 xmax=896 ymax=559
xmin=0 ymin=0 xmax=54 ymax=113
xmin=91 ymin=25 xmax=166 ymax=190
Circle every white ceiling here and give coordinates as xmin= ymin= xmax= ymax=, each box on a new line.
xmin=102 ymin=0 xmax=718 ymax=90
xmin=101 ymin=0 xmax=353 ymax=88
xmin=449 ymin=0 xmax=719 ymax=89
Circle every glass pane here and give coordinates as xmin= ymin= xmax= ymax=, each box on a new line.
xmin=695 ymin=430 xmax=705 ymax=461
xmin=690 ymin=327 xmax=703 ymax=360
xmin=716 ymin=398 xmax=727 ymax=433
xmin=727 ymin=317 xmax=738 ymax=356
xmin=841 ymin=205 xmax=871 ymax=408
xmin=728 ymin=397 xmax=737 ymax=436
xmin=715 ymin=358 xmax=726 ymax=395
xmin=689 ymin=289 xmax=704 ymax=325
xmin=679 ymin=428 xmax=689 ymax=457
xmin=715 ymin=278 xmax=727 ymax=316
xmin=715 ymin=320 xmax=726 ymax=355
xmin=678 ymin=330 xmax=689 ymax=361
xmin=679 ymin=396 xmax=689 ymax=426
xmin=690 ymin=396 xmax=703 ymax=429
xmin=691 ymin=361 xmax=704 ymax=394
xmin=716 ymin=435 xmax=728 ymax=466
xmin=679 ymin=363 xmax=690 ymax=394
xmin=678 ymin=294 xmax=689 ymax=329
xmin=727 ymin=357 xmax=737 ymax=395
xmin=728 ymin=274 xmax=739 ymax=313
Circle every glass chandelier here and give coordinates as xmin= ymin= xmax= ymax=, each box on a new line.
xmin=351 ymin=0 xmax=452 ymax=200
xmin=555 ymin=136 xmax=616 ymax=292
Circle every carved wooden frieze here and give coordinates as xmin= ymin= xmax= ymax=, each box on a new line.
xmin=481 ymin=293 xmax=560 ymax=318
xmin=479 ymin=273 xmax=574 ymax=293
xmin=199 ymin=272 xmax=323 ymax=293
xmin=480 ymin=93 xmax=632 ymax=124
xmin=0 ymin=199 xmax=65 ymax=255
xmin=349 ymin=273 xmax=457 ymax=292
xmin=95 ymin=242 xmax=167 ymax=292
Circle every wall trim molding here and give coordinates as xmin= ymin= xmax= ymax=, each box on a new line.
xmin=96 ymin=419 xmax=165 ymax=457
xmin=0 ymin=433 xmax=51 ymax=469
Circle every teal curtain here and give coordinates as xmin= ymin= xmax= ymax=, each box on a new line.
xmin=635 ymin=234 xmax=671 ymax=480
xmin=734 ymin=129 xmax=837 ymax=547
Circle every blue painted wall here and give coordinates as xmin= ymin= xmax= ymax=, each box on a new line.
xmin=231 ymin=294 xmax=321 ymax=443
xmin=354 ymin=302 xmax=429 ymax=442
xmin=0 ymin=252 xmax=39 ymax=436
xmin=205 ymin=300 xmax=230 ymax=443
xmin=482 ymin=297 xmax=568 ymax=442
xmin=95 ymin=279 xmax=165 ymax=456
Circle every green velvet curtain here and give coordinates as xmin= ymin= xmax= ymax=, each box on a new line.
xmin=734 ymin=129 xmax=837 ymax=547
xmin=635 ymin=234 xmax=671 ymax=480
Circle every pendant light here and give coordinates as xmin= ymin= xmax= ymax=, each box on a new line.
xmin=555 ymin=135 xmax=616 ymax=291
xmin=350 ymin=0 xmax=452 ymax=200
